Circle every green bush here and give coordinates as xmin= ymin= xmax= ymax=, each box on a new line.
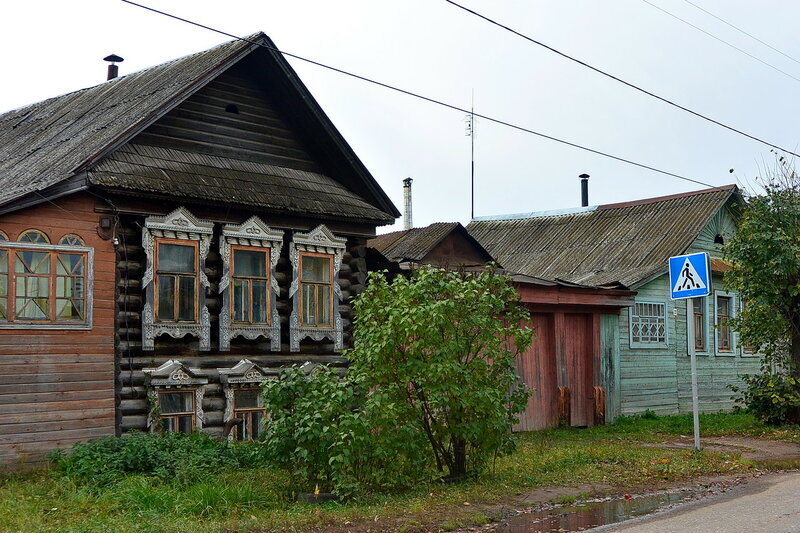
xmin=732 ymin=370 xmax=800 ymax=425
xmin=49 ymin=431 xmax=268 ymax=488
xmin=260 ymin=365 xmax=428 ymax=497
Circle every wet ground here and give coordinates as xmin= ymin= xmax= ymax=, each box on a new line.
xmin=491 ymin=489 xmax=702 ymax=532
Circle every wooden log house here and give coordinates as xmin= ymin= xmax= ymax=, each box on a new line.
xmin=0 ymin=33 xmax=399 ymax=466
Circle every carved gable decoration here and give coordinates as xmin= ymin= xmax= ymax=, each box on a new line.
xmin=142 ymin=207 xmax=214 ymax=351
xmin=289 ymin=225 xmax=347 ymax=352
xmin=219 ymin=217 xmax=284 ymax=351
xmin=143 ymin=359 xmax=208 ymax=387
xmin=218 ymin=359 xmax=276 ymax=385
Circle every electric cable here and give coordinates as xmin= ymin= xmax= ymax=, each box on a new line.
xmin=682 ymin=0 xmax=800 ymax=67
xmin=120 ymin=0 xmax=728 ymax=190
xmin=442 ymin=0 xmax=800 ymax=159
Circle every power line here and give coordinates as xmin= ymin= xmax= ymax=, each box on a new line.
xmin=640 ymin=0 xmax=800 ymax=84
xmin=682 ymin=0 xmax=800 ymax=67
xmin=442 ymin=0 xmax=800 ymax=159
xmin=120 ymin=0 xmax=720 ymax=190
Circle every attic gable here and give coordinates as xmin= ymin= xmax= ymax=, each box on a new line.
xmin=0 ymin=33 xmax=398 ymax=223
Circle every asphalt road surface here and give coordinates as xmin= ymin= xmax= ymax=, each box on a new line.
xmin=599 ymin=472 xmax=800 ymax=533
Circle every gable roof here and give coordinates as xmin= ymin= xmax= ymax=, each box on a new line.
xmin=368 ymin=222 xmax=494 ymax=264
xmin=0 ymin=33 xmax=398 ymax=223
xmin=467 ymin=185 xmax=741 ymax=288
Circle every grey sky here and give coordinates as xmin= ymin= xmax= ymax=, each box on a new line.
xmin=1 ymin=1 xmax=796 ymax=231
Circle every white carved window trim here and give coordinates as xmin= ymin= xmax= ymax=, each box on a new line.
xmin=143 ymin=360 xmax=208 ymax=432
xmin=289 ymin=225 xmax=347 ymax=352
xmin=142 ymin=207 xmax=213 ymax=351
xmin=0 ymin=241 xmax=94 ymax=330
xmin=629 ymin=299 xmax=668 ymax=349
xmin=219 ymin=359 xmax=274 ymax=442
xmin=219 ymin=217 xmax=284 ymax=351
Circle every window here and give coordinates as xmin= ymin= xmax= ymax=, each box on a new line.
xmin=155 ymin=241 xmax=198 ymax=322
xmin=158 ymin=390 xmax=194 ymax=434
xmin=59 ymin=234 xmax=85 ymax=246
xmin=0 ymin=242 xmax=91 ymax=326
xmin=630 ymin=301 xmax=667 ymax=346
xmin=692 ymin=297 xmax=707 ymax=352
xmin=232 ymin=248 xmax=270 ymax=325
xmin=0 ymin=230 xmax=8 ymax=241
xmin=232 ymin=388 xmax=266 ymax=441
xmin=289 ymin=225 xmax=346 ymax=352
xmin=18 ymin=229 xmax=49 ymax=243
xmin=716 ymin=293 xmax=734 ymax=354
xmin=739 ymin=299 xmax=757 ymax=355
xmin=142 ymin=207 xmax=213 ymax=351
xmin=300 ymin=253 xmax=333 ymax=327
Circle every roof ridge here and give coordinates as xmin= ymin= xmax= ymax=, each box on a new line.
xmin=0 ymin=32 xmax=265 ymax=118
xmin=599 ymin=184 xmax=737 ymax=210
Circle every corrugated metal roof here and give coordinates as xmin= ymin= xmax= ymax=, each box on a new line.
xmin=368 ymin=222 xmax=460 ymax=262
xmin=0 ymin=33 xmax=398 ymax=223
xmin=467 ymin=185 xmax=739 ymax=288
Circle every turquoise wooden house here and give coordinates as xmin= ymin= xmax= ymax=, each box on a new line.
xmin=468 ymin=185 xmax=759 ymax=420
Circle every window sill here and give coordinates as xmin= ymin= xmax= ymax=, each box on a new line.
xmin=0 ymin=322 xmax=92 ymax=330
xmin=715 ymin=352 xmax=736 ymax=357
xmin=630 ymin=343 xmax=670 ymax=350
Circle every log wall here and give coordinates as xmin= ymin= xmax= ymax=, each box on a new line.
xmin=0 ymin=193 xmax=116 ymax=466
xmin=115 ymin=211 xmax=370 ymax=436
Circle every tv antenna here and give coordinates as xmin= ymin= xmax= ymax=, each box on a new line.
xmin=464 ymin=90 xmax=476 ymax=220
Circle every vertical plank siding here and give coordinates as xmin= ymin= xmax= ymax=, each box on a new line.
xmin=0 ymin=194 xmax=116 ymax=466
xmin=515 ymin=313 xmax=558 ymax=431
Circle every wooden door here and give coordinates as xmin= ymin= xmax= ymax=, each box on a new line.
xmin=515 ymin=312 xmax=559 ymax=430
xmin=564 ymin=313 xmax=595 ymax=427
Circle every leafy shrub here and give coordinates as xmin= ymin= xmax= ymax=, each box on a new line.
xmin=260 ymin=365 xmax=428 ymax=496
xmin=348 ymin=268 xmax=533 ymax=480
xmin=49 ymin=431 xmax=268 ymax=488
xmin=731 ymin=370 xmax=800 ymax=425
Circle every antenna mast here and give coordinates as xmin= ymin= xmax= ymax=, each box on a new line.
xmin=465 ymin=91 xmax=475 ymax=220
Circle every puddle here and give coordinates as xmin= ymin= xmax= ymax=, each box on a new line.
xmin=494 ymin=490 xmax=700 ymax=532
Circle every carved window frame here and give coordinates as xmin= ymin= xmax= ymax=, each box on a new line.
xmin=218 ymin=359 xmax=274 ymax=442
xmin=142 ymin=207 xmax=213 ymax=351
xmin=143 ymin=360 xmax=208 ymax=433
xmin=219 ymin=217 xmax=284 ymax=351
xmin=289 ymin=225 xmax=346 ymax=352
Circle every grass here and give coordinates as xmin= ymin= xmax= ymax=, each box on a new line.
xmin=0 ymin=412 xmax=796 ymax=533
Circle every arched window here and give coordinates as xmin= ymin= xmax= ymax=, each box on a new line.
xmin=59 ymin=234 xmax=85 ymax=246
xmin=0 ymin=231 xmax=8 ymax=241
xmin=18 ymin=229 xmax=49 ymax=244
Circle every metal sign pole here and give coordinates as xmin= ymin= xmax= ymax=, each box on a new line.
xmin=669 ymin=252 xmax=710 ymax=453
xmin=689 ymin=301 xmax=701 ymax=452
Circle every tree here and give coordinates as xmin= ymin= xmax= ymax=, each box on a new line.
xmin=725 ymin=164 xmax=800 ymax=423
xmin=347 ymin=267 xmax=534 ymax=480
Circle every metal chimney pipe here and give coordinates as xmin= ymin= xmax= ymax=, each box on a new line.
xmin=579 ymin=173 xmax=590 ymax=207
xmin=103 ymin=54 xmax=124 ymax=81
xmin=403 ymin=177 xmax=413 ymax=230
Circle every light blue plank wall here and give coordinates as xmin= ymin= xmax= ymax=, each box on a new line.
xmin=617 ymin=203 xmax=761 ymax=415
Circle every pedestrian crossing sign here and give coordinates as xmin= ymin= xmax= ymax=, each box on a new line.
xmin=668 ymin=252 xmax=711 ymax=300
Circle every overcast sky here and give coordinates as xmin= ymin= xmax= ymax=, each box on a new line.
xmin=2 ymin=1 xmax=798 ymax=231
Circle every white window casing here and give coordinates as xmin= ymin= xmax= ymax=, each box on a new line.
xmin=219 ymin=217 xmax=284 ymax=351
xmin=629 ymin=299 xmax=668 ymax=348
xmin=143 ymin=359 xmax=208 ymax=432
xmin=714 ymin=290 xmax=737 ymax=356
xmin=289 ymin=225 xmax=347 ymax=352
xmin=142 ymin=207 xmax=214 ymax=351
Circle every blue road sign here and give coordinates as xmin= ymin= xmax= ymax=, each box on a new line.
xmin=669 ymin=252 xmax=711 ymax=300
